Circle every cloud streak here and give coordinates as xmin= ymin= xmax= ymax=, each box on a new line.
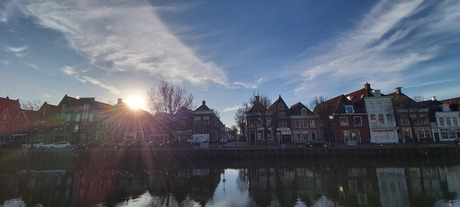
xmin=19 ymin=0 xmax=229 ymax=87
xmin=295 ymin=0 xmax=460 ymax=96
xmin=61 ymin=65 xmax=120 ymax=95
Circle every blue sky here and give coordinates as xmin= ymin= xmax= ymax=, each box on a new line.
xmin=1 ymin=0 xmax=460 ymax=127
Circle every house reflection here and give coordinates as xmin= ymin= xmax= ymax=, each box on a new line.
xmin=0 ymin=160 xmax=459 ymax=206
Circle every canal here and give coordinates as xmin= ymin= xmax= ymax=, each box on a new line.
xmin=0 ymin=150 xmax=459 ymax=207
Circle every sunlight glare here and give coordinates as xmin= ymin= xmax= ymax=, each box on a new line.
xmin=125 ymin=96 xmax=146 ymax=110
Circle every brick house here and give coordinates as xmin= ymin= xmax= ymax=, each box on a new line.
xmin=193 ymin=100 xmax=225 ymax=143
xmin=269 ymin=96 xmax=292 ymax=144
xmin=289 ymin=102 xmax=321 ymax=144
xmin=0 ymin=96 xmax=31 ymax=145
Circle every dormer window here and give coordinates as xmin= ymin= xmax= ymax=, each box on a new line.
xmin=345 ymin=105 xmax=354 ymax=114
xmin=278 ymin=103 xmax=285 ymax=109
xmin=301 ymin=108 xmax=307 ymax=115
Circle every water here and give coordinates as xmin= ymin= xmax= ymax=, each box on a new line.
xmin=0 ymin=156 xmax=459 ymax=207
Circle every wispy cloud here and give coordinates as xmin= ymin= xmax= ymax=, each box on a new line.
xmin=229 ymin=77 xmax=266 ymax=89
xmin=223 ymin=105 xmax=241 ymax=112
xmin=19 ymin=0 xmax=229 ymax=87
xmin=5 ymin=45 xmax=28 ymax=57
xmin=61 ymin=65 xmax=120 ymax=94
xmin=23 ymin=61 xmax=39 ymax=70
xmin=294 ymin=0 xmax=460 ymax=96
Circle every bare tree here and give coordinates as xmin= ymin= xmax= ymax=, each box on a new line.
xmin=20 ymin=98 xmax=42 ymax=110
xmin=244 ymin=94 xmax=272 ymax=146
xmin=312 ymin=96 xmax=335 ymax=142
xmin=309 ymin=95 xmax=327 ymax=111
xmin=147 ymin=81 xmax=195 ymax=114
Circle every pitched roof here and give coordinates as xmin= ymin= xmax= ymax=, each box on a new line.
xmin=290 ymin=102 xmax=314 ymax=115
xmin=195 ymin=100 xmax=211 ymax=111
xmin=269 ymin=95 xmax=288 ymax=111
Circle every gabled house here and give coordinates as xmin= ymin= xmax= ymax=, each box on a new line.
xmin=359 ymin=85 xmax=398 ymax=144
xmin=245 ymin=96 xmax=272 ymax=144
xmin=53 ymin=95 xmax=112 ymax=144
xmin=435 ymin=103 xmax=459 ymax=142
xmin=290 ymin=102 xmax=320 ymax=144
xmin=0 ymin=96 xmax=31 ymax=145
xmin=107 ymin=98 xmax=156 ymax=144
xmin=316 ymin=94 xmax=370 ymax=145
xmin=269 ymin=96 xmax=292 ymax=144
xmin=193 ymin=100 xmax=224 ymax=143
xmin=174 ymin=107 xmax=194 ymax=142
xmin=388 ymin=88 xmax=440 ymax=143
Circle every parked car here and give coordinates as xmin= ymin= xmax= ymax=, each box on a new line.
xmin=45 ymin=141 xmax=72 ymax=149
xmin=307 ymin=139 xmax=328 ymax=148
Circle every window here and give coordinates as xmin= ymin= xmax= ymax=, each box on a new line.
xmin=419 ymin=114 xmax=429 ymax=125
xmin=278 ymin=103 xmax=285 ymax=109
xmin=401 ymin=117 xmax=409 ymax=125
xmin=345 ymin=105 xmax=354 ymax=114
xmin=353 ymin=116 xmax=362 ymax=126
xmin=277 ymin=112 xmax=286 ymax=118
xmin=310 ymin=120 xmax=316 ymax=128
xmin=75 ymin=114 xmax=81 ymax=122
xmin=340 ymin=117 xmax=349 ymax=126
xmin=440 ymin=129 xmax=448 ymax=139
xmin=311 ymin=131 xmax=317 ymax=139
xmin=446 ymin=117 xmax=452 ymax=126
xmin=417 ymin=128 xmax=430 ymax=138
xmin=302 ymin=120 xmax=308 ymax=128
xmin=194 ymin=117 xmax=201 ymax=125
xmin=295 ymin=120 xmax=301 ymax=128
xmin=279 ymin=121 xmax=287 ymax=128
xmin=403 ymin=128 xmax=412 ymax=139
xmin=378 ymin=114 xmax=385 ymax=125
xmin=302 ymin=130 xmax=310 ymax=141
xmin=301 ymin=108 xmax=308 ymax=115
xmin=439 ymin=117 xmax=445 ymax=126
xmin=203 ymin=116 xmax=210 ymax=125
xmin=370 ymin=114 xmax=376 ymax=124
xmin=257 ymin=131 xmax=264 ymax=140
xmin=453 ymin=117 xmax=458 ymax=126
xmin=386 ymin=114 xmax=393 ymax=125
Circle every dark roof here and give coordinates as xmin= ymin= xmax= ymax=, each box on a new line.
xmin=195 ymin=100 xmax=211 ymax=111
xmin=269 ymin=95 xmax=288 ymax=111
xmin=441 ymin=97 xmax=460 ymax=105
xmin=290 ymin=102 xmax=313 ymax=115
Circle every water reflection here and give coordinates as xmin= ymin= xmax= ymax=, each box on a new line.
xmin=1 ymin=158 xmax=459 ymax=207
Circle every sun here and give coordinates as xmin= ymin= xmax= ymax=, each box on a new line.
xmin=125 ymin=96 xmax=146 ymax=110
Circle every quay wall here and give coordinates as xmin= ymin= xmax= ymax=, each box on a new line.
xmin=1 ymin=145 xmax=460 ymax=170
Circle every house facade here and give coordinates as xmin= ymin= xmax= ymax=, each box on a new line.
xmin=435 ymin=104 xmax=460 ymax=142
xmin=0 ymin=96 xmax=31 ymax=145
xmin=364 ymin=91 xmax=398 ymax=144
xmin=193 ymin=101 xmax=225 ymax=143
xmin=289 ymin=102 xmax=321 ymax=144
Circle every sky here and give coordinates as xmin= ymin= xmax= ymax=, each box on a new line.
xmin=1 ymin=0 xmax=460 ymax=127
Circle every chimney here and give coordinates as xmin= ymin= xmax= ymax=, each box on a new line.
xmin=118 ymin=98 xmax=123 ymax=104
xmin=255 ymin=96 xmax=260 ymax=103
xmin=395 ymin=87 xmax=402 ymax=95
xmin=202 ymin=100 xmax=206 ymax=105
xmin=431 ymin=96 xmax=436 ymax=101
xmin=364 ymin=82 xmax=371 ymax=96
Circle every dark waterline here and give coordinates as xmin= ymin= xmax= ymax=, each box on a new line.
xmin=0 ymin=150 xmax=459 ymax=207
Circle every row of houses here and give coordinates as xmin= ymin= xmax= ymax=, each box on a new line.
xmin=244 ymin=83 xmax=460 ymax=145
xmin=0 ymin=95 xmax=225 ymax=146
